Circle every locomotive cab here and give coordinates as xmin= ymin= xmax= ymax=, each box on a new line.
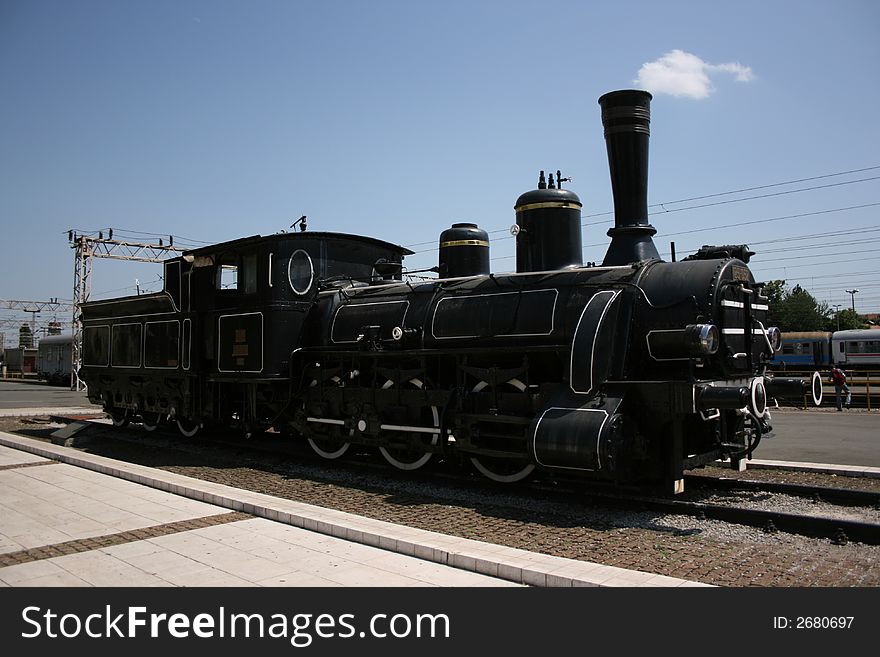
xmin=181 ymin=233 xmax=410 ymax=378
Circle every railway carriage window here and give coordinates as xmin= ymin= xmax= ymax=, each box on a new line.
xmin=288 ymin=249 xmax=314 ymax=295
xmin=851 ymin=341 xmax=875 ymax=354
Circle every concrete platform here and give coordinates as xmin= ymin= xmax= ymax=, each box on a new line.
xmin=0 ymin=407 xmax=102 ymax=418
xmin=748 ymin=459 xmax=880 ymax=479
xmin=0 ymin=432 xmax=707 ymax=588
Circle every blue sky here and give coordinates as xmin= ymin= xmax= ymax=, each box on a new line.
xmin=2 ymin=0 xmax=879 ymax=341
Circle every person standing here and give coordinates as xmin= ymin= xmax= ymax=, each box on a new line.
xmin=829 ymin=364 xmax=851 ymax=411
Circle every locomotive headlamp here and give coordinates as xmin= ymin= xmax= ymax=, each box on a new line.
xmin=391 ymin=326 xmax=419 ymax=344
xmin=766 ymin=326 xmax=782 ymax=353
xmin=684 ymin=324 xmax=719 ymax=356
xmin=646 ymin=323 xmax=719 ymax=360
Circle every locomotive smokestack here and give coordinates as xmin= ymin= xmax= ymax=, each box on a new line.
xmin=599 ymin=90 xmax=660 ymax=265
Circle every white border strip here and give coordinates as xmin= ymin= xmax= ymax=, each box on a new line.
xmin=110 ymin=322 xmax=142 ymax=368
xmin=82 ymin=324 xmax=110 ymax=367
xmin=432 ymin=289 xmax=559 ymax=340
xmin=331 ymin=300 xmax=410 ymax=344
xmin=144 ymin=319 xmax=180 ymax=370
xmin=569 ymin=290 xmax=620 ymax=395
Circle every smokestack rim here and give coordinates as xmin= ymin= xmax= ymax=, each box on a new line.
xmin=599 ymin=89 xmax=652 ymax=137
xmin=598 ymin=89 xmax=653 ymax=106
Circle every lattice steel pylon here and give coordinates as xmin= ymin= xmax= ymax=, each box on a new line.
xmin=0 ymin=299 xmax=74 ymax=349
xmin=69 ymin=232 xmax=185 ymax=390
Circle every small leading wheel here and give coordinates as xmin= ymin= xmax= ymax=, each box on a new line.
xmin=469 ymin=378 xmax=535 ymax=483
xmin=109 ymin=409 xmax=130 ymax=428
xmin=176 ymin=417 xmax=201 ymax=438
xmin=377 ymin=378 xmax=440 ymax=471
xmin=141 ymin=412 xmax=162 ymax=432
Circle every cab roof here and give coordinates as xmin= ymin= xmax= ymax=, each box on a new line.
xmin=181 ymin=232 xmax=414 ymax=258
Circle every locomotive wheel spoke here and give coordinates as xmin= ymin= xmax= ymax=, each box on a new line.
xmin=141 ymin=412 xmax=162 ymax=432
xmin=378 ymin=378 xmax=439 ymax=471
xmin=470 ymin=378 xmax=535 ymax=483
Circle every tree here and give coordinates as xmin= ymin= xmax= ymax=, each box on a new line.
xmin=826 ymin=308 xmax=867 ymax=331
xmin=765 ymin=282 xmax=830 ymax=331
xmin=763 ymin=280 xmax=785 ymax=315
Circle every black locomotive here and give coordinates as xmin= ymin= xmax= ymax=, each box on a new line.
xmin=78 ymin=90 xmax=821 ymax=493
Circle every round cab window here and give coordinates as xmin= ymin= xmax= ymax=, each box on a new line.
xmin=287 ymin=249 xmax=314 ymax=295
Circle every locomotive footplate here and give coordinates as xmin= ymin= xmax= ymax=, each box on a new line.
xmin=607 ymin=380 xmax=698 ymax=415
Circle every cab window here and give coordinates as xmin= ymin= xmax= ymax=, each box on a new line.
xmin=217 ymin=253 xmax=257 ymax=293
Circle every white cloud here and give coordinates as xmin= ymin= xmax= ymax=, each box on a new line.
xmin=634 ymin=50 xmax=754 ymax=99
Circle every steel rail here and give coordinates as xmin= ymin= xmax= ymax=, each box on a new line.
xmin=684 ymin=473 xmax=880 ymax=507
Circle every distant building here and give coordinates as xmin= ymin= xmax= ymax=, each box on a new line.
xmin=862 ymin=313 xmax=880 ymax=329
xmin=5 ymin=347 xmax=37 ymax=375
xmin=19 ymin=325 xmax=34 ymax=348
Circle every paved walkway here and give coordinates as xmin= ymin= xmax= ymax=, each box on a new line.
xmin=0 ymin=433 xmax=707 ymax=587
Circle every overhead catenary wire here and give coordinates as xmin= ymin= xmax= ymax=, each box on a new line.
xmin=403 ymin=165 xmax=880 ymax=248
xmin=478 ymin=217 xmax=880 ymax=265
xmin=61 ymin=165 xmax=880 ymax=310
xmin=92 ymin=276 xmax=164 ymax=298
xmin=405 ymin=202 xmax=880 ymax=259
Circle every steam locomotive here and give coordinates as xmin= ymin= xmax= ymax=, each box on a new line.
xmin=78 ymin=90 xmax=821 ymax=494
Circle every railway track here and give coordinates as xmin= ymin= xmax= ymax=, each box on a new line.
xmin=568 ymin=488 xmax=880 ymax=546
xmin=25 ymin=416 xmax=880 ymax=546
xmin=684 ymin=472 xmax=880 ymax=507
